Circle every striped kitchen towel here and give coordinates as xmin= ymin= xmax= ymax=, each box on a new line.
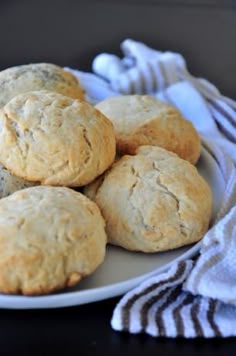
xmin=68 ymin=39 xmax=236 ymax=337
xmin=111 ymin=140 xmax=236 ymax=337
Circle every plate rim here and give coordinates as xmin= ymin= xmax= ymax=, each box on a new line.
xmin=0 ymin=241 xmax=201 ymax=309
xmin=0 ymin=146 xmax=224 ymax=309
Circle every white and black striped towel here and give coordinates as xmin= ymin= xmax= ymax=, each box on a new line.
xmin=68 ymin=39 xmax=236 ymax=337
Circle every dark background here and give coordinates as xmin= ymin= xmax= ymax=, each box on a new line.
xmin=0 ymin=0 xmax=236 ymax=98
xmin=0 ymin=0 xmax=235 ymax=355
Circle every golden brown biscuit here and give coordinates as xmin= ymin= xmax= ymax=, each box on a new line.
xmin=0 ymin=90 xmax=116 ymax=186
xmin=95 ymin=95 xmax=201 ymax=164
xmin=84 ymin=146 xmax=212 ymax=253
xmin=0 ymin=164 xmax=36 ymax=198
xmin=0 ymin=62 xmax=84 ymax=107
xmin=0 ymin=186 xmax=107 ymax=295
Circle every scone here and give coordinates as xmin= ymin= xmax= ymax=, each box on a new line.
xmin=95 ymin=95 xmax=200 ymax=164
xmin=0 ymin=186 xmax=107 ymax=295
xmin=0 ymin=62 xmax=84 ymax=107
xmin=0 ymin=90 xmax=116 ymax=186
xmin=84 ymin=146 xmax=212 ymax=253
xmin=0 ymin=164 xmax=36 ymax=198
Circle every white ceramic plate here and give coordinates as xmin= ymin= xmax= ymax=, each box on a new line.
xmin=0 ymin=147 xmax=224 ymax=309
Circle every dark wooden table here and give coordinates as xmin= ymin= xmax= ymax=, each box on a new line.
xmin=0 ymin=1 xmax=235 ymax=355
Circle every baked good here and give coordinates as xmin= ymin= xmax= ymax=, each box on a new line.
xmin=0 ymin=186 xmax=107 ymax=295
xmin=95 ymin=95 xmax=201 ymax=164
xmin=0 ymin=90 xmax=116 ymax=186
xmin=0 ymin=164 xmax=36 ymax=198
xmin=0 ymin=62 xmax=84 ymax=107
xmin=84 ymin=145 xmax=212 ymax=253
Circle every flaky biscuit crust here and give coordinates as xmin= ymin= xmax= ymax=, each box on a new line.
xmin=0 ymin=90 xmax=116 ymax=186
xmin=0 ymin=186 xmax=107 ymax=295
xmin=0 ymin=63 xmax=84 ymax=107
xmin=96 ymin=95 xmax=201 ymax=164
xmin=84 ymin=146 xmax=212 ymax=253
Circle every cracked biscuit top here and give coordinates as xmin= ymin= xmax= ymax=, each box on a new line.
xmin=84 ymin=145 xmax=212 ymax=253
xmin=0 ymin=186 xmax=107 ymax=295
xmin=0 ymin=90 xmax=116 ymax=186
xmin=0 ymin=63 xmax=84 ymax=107
xmin=95 ymin=95 xmax=201 ymax=164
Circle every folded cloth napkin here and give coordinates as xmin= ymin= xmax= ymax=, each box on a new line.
xmin=68 ymin=39 xmax=236 ymax=337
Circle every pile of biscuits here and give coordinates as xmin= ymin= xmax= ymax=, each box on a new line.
xmin=0 ymin=63 xmax=212 ymax=296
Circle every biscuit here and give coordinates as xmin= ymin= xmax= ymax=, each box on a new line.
xmin=0 ymin=164 xmax=36 ymax=198
xmin=0 ymin=63 xmax=84 ymax=107
xmin=0 ymin=186 xmax=107 ymax=295
xmin=0 ymin=90 xmax=116 ymax=186
xmin=95 ymin=95 xmax=201 ymax=164
xmin=84 ymin=145 xmax=212 ymax=253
